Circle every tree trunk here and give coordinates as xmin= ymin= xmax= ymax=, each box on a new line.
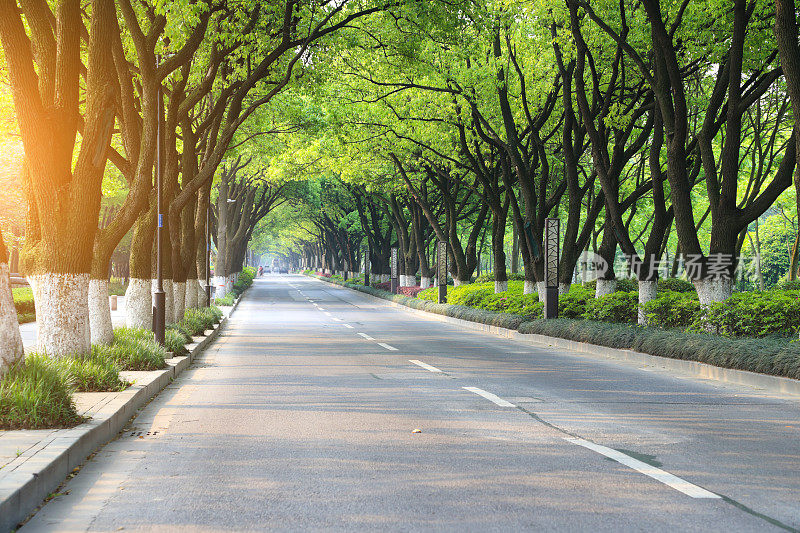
xmin=88 ymin=279 xmax=113 ymax=344
xmin=126 ymin=197 xmax=156 ymax=329
xmin=0 ymin=236 xmax=24 ymax=375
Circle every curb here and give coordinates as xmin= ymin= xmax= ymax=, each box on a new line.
xmin=0 ymin=308 xmax=230 ymax=533
xmin=307 ymin=274 xmax=800 ymax=398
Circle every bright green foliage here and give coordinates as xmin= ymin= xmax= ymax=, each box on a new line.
xmin=657 ymin=278 xmax=696 ymax=293
xmin=109 ymin=328 xmax=169 ymax=370
xmin=582 ymin=279 xmax=639 ymax=293
xmin=0 ymin=354 xmax=81 ymax=430
xmin=475 ymin=273 xmax=526 ymax=282
xmin=446 ymin=283 xmax=495 ymax=306
xmin=559 ymin=286 xmax=595 ymax=318
xmin=641 ymin=291 xmax=701 ymax=329
xmin=59 ymin=352 xmax=128 ymax=392
xmin=12 ymin=287 xmax=35 ymax=323
xmin=583 ymin=292 xmax=638 ymax=323
xmin=691 ymin=290 xmax=800 ymax=337
xmin=165 ymin=329 xmax=190 ymax=356
xmin=232 ymin=267 xmax=256 ymax=297
xmin=215 ymin=294 xmax=235 ymax=306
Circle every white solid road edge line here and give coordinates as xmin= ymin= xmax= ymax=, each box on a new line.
xmin=357 ymin=333 xmax=375 ymax=340
xmin=377 ymin=342 xmax=399 ymax=351
xmin=563 ymin=437 xmax=720 ymax=499
xmin=409 ymin=359 xmax=443 ymax=373
xmin=462 ymin=386 xmax=516 ymax=407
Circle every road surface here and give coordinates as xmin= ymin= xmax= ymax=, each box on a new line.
xmin=22 ymin=274 xmax=800 ymax=531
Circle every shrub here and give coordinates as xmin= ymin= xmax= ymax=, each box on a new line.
xmin=690 ymin=289 xmax=800 ymax=337
xmin=777 ymin=279 xmax=800 ymax=291
xmin=582 ymin=278 xmax=638 ymax=293
xmin=446 ymin=283 xmax=494 ymax=306
xmin=641 ymin=291 xmax=701 ymax=329
xmin=109 ymin=328 xmax=169 ymax=370
xmin=215 ymin=294 xmax=235 ymax=306
xmin=559 ymin=285 xmax=594 ymax=318
xmin=398 ymin=286 xmax=426 ymax=297
xmin=13 ymin=286 xmax=35 ymax=318
xmin=658 ymin=278 xmax=695 ymax=293
xmin=517 ymin=319 xmax=800 ymax=380
xmin=583 ymin=291 xmax=638 ymax=323
xmin=475 ymin=272 xmax=526 ymax=282
xmin=60 ymin=351 xmax=128 ymax=392
xmin=165 ymin=329 xmax=190 ymax=355
xmin=108 ymin=278 xmax=128 ymax=296
xmin=0 ymin=354 xmax=81 ymax=430
xmin=373 ymin=280 xmax=391 ymax=291
xmin=417 ymin=286 xmax=439 ymax=301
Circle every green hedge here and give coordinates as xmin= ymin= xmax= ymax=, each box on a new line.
xmin=518 ymin=319 xmax=800 ymax=380
xmin=13 ymin=287 xmax=35 ymax=323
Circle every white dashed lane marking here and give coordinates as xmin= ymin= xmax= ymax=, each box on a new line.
xmin=377 ymin=343 xmax=398 ymax=351
xmin=462 ymin=387 xmax=515 ymax=407
xmin=409 ymin=360 xmax=443 ymax=373
xmin=563 ymin=437 xmax=720 ymax=499
xmin=357 ymin=333 xmax=375 ymax=340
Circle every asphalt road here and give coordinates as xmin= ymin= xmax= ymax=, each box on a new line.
xmin=22 ymin=274 xmax=800 ymax=532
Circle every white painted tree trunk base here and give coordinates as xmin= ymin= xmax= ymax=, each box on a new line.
xmin=694 ymin=278 xmax=733 ymax=305
xmin=523 ymin=280 xmax=536 ymax=294
xmin=494 ymin=280 xmax=508 ymax=293
xmin=638 ymin=280 xmax=658 ymax=325
xmin=198 ymin=282 xmax=209 ymax=307
xmin=596 ymin=279 xmax=617 ymax=298
xmin=30 ymin=273 xmax=90 ymax=357
xmin=559 ymin=283 xmax=571 ymax=296
xmin=420 ymin=277 xmax=432 ymax=289
xmin=453 ymin=278 xmax=469 ymax=287
xmin=0 ymin=262 xmax=24 ymax=374
xmin=173 ymin=282 xmax=186 ymax=323
xmin=185 ymin=280 xmax=199 ymax=310
xmin=89 ymin=279 xmax=113 ymax=345
xmin=214 ymin=276 xmax=228 ymax=299
xmin=126 ymin=278 xmax=153 ymax=330
xmin=537 ymin=281 xmax=547 ymax=302
xmin=154 ymin=279 xmax=175 ymax=325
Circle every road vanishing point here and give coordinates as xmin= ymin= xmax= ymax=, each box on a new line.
xmin=22 ymin=275 xmax=800 ymax=532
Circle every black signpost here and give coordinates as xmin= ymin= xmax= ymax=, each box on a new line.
xmin=437 ymin=241 xmax=447 ymax=304
xmin=544 ymin=217 xmax=560 ymax=319
xmin=390 ymin=247 xmax=399 ymax=294
xmin=364 ymin=247 xmax=370 ymax=287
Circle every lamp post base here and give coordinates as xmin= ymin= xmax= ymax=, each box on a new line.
xmin=153 ymin=290 xmax=166 ymax=345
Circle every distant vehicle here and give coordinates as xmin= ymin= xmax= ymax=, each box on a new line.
xmin=264 ymin=266 xmax=272 ymax=273
xmin=279 ymin=267 xmax=288 ymax=274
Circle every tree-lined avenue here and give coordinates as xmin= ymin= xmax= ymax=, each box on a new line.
xmin=21 ymin=275 xmax=800 ymax=532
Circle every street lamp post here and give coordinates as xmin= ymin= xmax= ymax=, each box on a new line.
xmin=390 ymin=247 xmax=399 ymax=294
xmin=544 ymin=217 xmax=560 ymax=319
xmin=205 ymin=200 xmax=211 ymax=307
xmin=437 ymin=241 xmax=447 ymax=304
xmin=152 ymin=70 xmax=166 ymax=346
xmin=364 ymin=246 xmax=370 ymax=287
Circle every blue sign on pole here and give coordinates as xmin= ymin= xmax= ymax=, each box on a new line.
xmin=158 ymin=214 xmax=164 ymax=228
